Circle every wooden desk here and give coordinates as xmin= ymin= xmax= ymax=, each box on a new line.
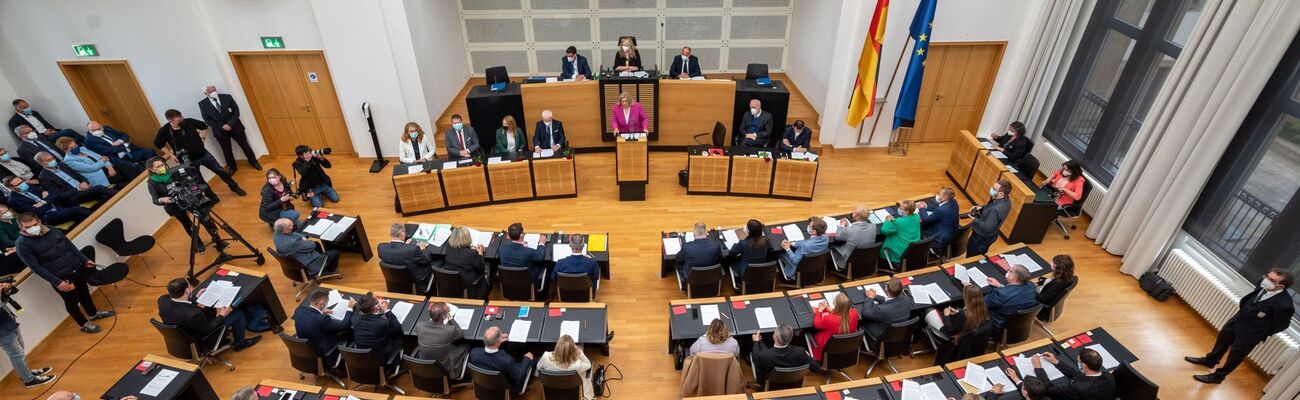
xmin=532 ymin=156 xmax=577 ymax=197
xmin=751 ymin=386 xmax=819 ymax=399
xmin=616 ymin=135 xmax=648 ymax=200
xmin=688 ymin=154 xmax=731 ymax=194
xmin=945 ymin=130 xmax=1055 ymax=243
xmin=730 ymin=155 xmax=773 ymax=195
xmin=521 ymin=80 xmax=602 ymax=148
xmin=487 ymin=159 xmax=534 ymax=201
xmin=946 ymin=130 xmax=983 ymax=187
xmin=391 ymin=167 xmax=445 ymax=214
xmin=660 ymin=79 xmax=737 ymax=146
xmin=440 ymin=164 xmax=491 ymax=207
xmin=771 ymin=158 xmax=818 ymax=200
xmin=1001 ymin=170 xmax=1037 ymax=238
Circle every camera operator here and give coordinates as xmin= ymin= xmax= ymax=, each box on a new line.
xmin=292 ymin=145 xmax=338 ymax=208
xmin=259 ymin=168 xmax=301 ymax=228
xmin=0 ymin=279 xmax=56 ymax=387
xmin=145 ymin=157 xmax=219 ymax=253
xmin=14 ymin=212 xmax=114 ymax=334
xmin=152 ymin=109 xmax=246 ymax=196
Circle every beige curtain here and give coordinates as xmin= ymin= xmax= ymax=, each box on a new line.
xmin=1263 ymin=355 xmax=1300 ymax=399
xmin=1085 ymin=0 xmax=1300 ymax=277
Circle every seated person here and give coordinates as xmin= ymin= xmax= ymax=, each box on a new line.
xmin=4 ymin=175 xmax=91 ymax=226
xmin=292 ymin=289 xmax=354 ymax=368
xmin=415 ymin=301 xmax=472 ymax=380
xmin=832 ymin=205 xmax=877 ymax=269
xmin=750 ymin=324 xmax=820 ymax=383
xmin=559 ymin=46 xmax=592 ymax=81
xmin=926 ymin=284 xmax=994 ymax=364
xmin=738 ymin=99 xmax=774 ymax=149
xmin=980 ymin=265 xmax=1038 ymax=327
xmin=1044 ymin=160 xmax=1086 ymax=208
xmin=53 ymin=138 xmax=125 ymax=186
xmin=537 ymin=334 xmax=594 ymax=399
xmin=258 ymin=169 xmax=300 ymax=227
xmin=15 ymin=126 xmax=64 ymax=168
xmin=397 ymin=122 xmax=436 ymax=164
xmin=991 ymin=121 xmax=1031 ymax=164
xmin=669 ymin=46 xmax=702 ymax=79
xmin=880 ymin=200 xmax=921 ymax=267
xmin=689 ymin=319 xmax=739 ymax=357
xmin=493 ymin=115 xmax=527 ymax=154
xmin=0 ymin=147 xmax=38 ymax=184
xmin=533 ymin=110 xmax=566 ymax=152
xmin=377 ymin=223 xmax=435 ymax=293
xmin=612 ymin=37 xmax=642 ymax=73
xmin=552 ymin=235 xmax=600 ymax=287
xmin=351 ymin=293 xmax=404 ymax=369
xmin=861 ymin=278 xmax=914 ymax=347
xmin=1034 ymin=350 xmax=1115 ymax=400
xmin=469 ymin=326 xmax=536 ymax=393
xmin=157 ymin=278 xmax=261 ymax=351
xmin=778 ymin=120 xmax=813 ymax=154
xmin=9 ymin=99 xmax=81 ymax=146
xmin=1036 ymin=255 xmax=1078 ymax=310
xmin=35 ymin=152 xmax=116 ymax=204
xmin=675 ymin=222 xmax=722 ymax=289
xmin=778 ymin=218 xmax=829 ymax=280
xmin=0 ymin=204 xmax=24 ymax=275
xmin=444 ymin=227 xmax=489 ymax=298
xmin=272 ymin=218 xmax=340 ymax=276
xmin=727 ymin=219 xmax=776 ymax=278
xmin=497 ymin=222 xmax=548 ymax=291
xmin=811 ymin=294 xmax=858 ymax=362
xmin=610 ymin=92 xmax=647 ymax=134
xmin=986 ymin=374 xmax=1050 ymax=400
xmin=84 ymin=120 xmax=156 ymax=165
xmin=444 ymin=114 xmax=481 ymax=159
xmin=918 ymin=188 xmax=960 ymax=251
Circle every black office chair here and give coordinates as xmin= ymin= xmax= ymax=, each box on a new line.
xmin=151 ymin=318 xmax=234 ymax=370
xmin=268 ymin=247 xmax=340 ymax=300
xmin=686 ymin=264 xmax=723 ymax=298
xmin=80 ymin=246 xmax=130 ymax=308
xmin=882 ymin=237 xmax=934 ymax=274
xmin=736 ymin=260 xmax=778 ymax=294
xmin=556 ymin=272 xmax=594 ymax=302
xmin=693 ymin=121 xmax=728 ymax=146
xmin=817 ymin=331 xmax=865 ymax=383
xmin=499 ymin=265 xmax=541 ymax=301
xmin=745 ymin=63 xmax=769 ymax=80
xmin=831 ymin=244 xmax=882 ymax=281
xmin=402 ymin=354 xmax=471 ymax=396
xmin=485 ymin=66 xmax=509 ymax=85
xmin=862 ymin=317 xmax=918 ymax=376
xmin=95 ymin=218 xmax=163 ymax=278
xmin=468 ymin=362 xmax=532 ymax=399
xmin=434 ymin=266 xmax=470 ymax=299
xmin=280 ymin=332 xmax=346 ymax=387
xmin=762 ymin=364 xmax=809 ymax=390
xmin=1113 ymin=361 xmax=1160 ymax=400
xmin=337 ymin=345 xmax=405 ymax=394
xmin=929 ymin=320 xmax=995 ymax=365
xmin=1054 ymin=179 xmax=1092 ymax=239
xmin=996 ymin=305 xmax=1044 ymax=351
xmin=779 ymin=250 xmax=829 ymax=289
xmin=1035 ymin=279 xmax=1078 ymax=337
xmin=941 ymin=224 xmax=974 ymax=264
xmin=1016 ymin=154 xmax=1039 ymax=176
xmin=378 ymin=261 xmax=416 ymax=295
xmin=538 ymin=368 xmax=583 ymax=400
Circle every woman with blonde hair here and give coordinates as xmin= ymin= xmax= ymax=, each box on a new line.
xmin=493 ymin=115 xmax=527 ymax=154
xmin=613 ymin=37 xmax=642 ymax=72
xmin=689 ymin=318 xmax=739 ymax=356
xmin=880 ymin=199 xmax=922 ymax=266
xmin=538 ymin=334 xmax=594 ymax=399
xmin=610 ymin=92 xmax=648 ymax=134
xmin=398 ymin=121 xmax=435 ymax=164
xmin=444 ymin=227 xmax=488 ymax=298
xmin=810 ymin=293 xmax=858 ymax=361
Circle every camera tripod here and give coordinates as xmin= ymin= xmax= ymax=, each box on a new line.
xmin=186 ymin=208 xmax=264 ymax=280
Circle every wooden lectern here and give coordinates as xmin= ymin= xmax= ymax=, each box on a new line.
xmin=616 ymin=135 xmax=648 ymax=200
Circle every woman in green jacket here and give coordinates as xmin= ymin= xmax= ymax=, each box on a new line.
xmin=493 ymin=115 xmax=528 ymax=154
xmin=880 ymin=199 xmax=922 ymax=265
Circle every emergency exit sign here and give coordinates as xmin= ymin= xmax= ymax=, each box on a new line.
xmin=72 ymin=44 xmax=98 ymax=57
xmin=260 ymin=36 xmax=284 ymax=49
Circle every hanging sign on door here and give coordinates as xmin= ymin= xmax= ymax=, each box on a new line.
xmin=307 ymin=72 xmax=318 ymax=83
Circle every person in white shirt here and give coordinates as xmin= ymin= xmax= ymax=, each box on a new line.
xmin=398 ymin=122 xmax=436 ymax=164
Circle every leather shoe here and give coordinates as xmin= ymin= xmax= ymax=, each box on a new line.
xmin=231 ymin=186 xmax=247 ymax=196
xmin=233 ymin=335 xmax=262 ymax=351
xmin=249 ymin=160 xmax=263 ymax=170
xmin=1193 ymin=373 xmax=1224 ymax=384
xmin=227 ymin=166 xmax=237 ymax=175
xmin=1184 ymin=356 xmax=1217 ymax=368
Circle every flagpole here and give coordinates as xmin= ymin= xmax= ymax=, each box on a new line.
xmin=864 ymin=35 xmax=913 ymax=144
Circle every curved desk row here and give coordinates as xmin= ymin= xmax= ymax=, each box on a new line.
xmin=391 ymin=152 xmax=577 ymax=215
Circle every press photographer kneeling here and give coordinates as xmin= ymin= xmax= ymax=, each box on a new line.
xmin=292 ymin=145 xmax=337 ymax=208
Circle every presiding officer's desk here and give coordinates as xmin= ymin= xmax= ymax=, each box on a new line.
xmin=391 ymin=151 xmax=577 ymax=215
xmin=686 ymin=146 xmax=819 ymax=200
xmin=946 ymin=130 xmax=1058 ymax=244
xmin=103 ymin=354 xmax=220 ymax=400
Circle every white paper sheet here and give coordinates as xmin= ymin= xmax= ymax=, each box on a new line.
xmin=321 ymin=219 xmax=350 ymax=241
xmin=685 ymin=232 xmax=696 ymax=242
xmin=442 ymin=161 xmax=458 ymax=170
xmin=991 ymin=151 xmax=1007 ymax=159
xmin=858 ymin=283 xmax=891 ymax=300
xmin=1086 ymin=344 xmax=1121 ymax=370
xmin=689 ymin=76 xmax=706 ymax=80
xmin=345 ymin=395 xmax=361 ymax=400
xmin=901 ymin=380 xmax=921 ymax=400
xmin=754 ymin=307 xmax=777 ymax=329
xmin=822 ymin=217 xmax=840 ymax=235
xmin=967 ymin=266 xmax=992 ymax=288
xmin=545 ymin=77 xmax=559 ymax=83
xmin=540 ymin=149 xmax=555 ymax=157
xmin=954 ymin=263 xmax=970 ymax=285
xmin=1005 ymin=253 xmax=1044 ymax=273
xmin=980 ymin=141 xmax=994 ymax=150
xmin=466 ymin=228 xmax=494 ymax=248
xmin=523 ymin=233 xmax=542 ymax=249
xmin=824 ymin=291 xmax=841 ymax=307
xmin=985 ymin=366 xmax=1016 ymax=392
xmin=452 ymin=307 xmax=475 ymax=329
xmin=328 ymin=290 xmax=349 ymax=321
xmin=662 ymin=238 xmax=682 ymax=256
xmin=431 ymin=226 xmax=453 ymax=246
xmin=196 ymin=280 xmax=230 ymax=307
xmin=407 ymin=164 xmax=424 ymax=174
xmin=390 ymin=301 xmax=414 ymax=322
xmin=806 ymin=153 xmax=819 ymax=162
xmin=962 ymin=362 xmax=992 ymax=393
xmin=559 ymin=320 xmax=581 ymax=341
xmin=925 ymin=283 xmax=951 ymax=303
xmin=553 ymin=243 xmax=587 ymax=259
xmin=488 ymin=157 xmax=510 ymax=165
xmin=791 ymin=151 xmax=807 ymax=160
xmin=215 ymin=285 xmax=240 ymax=309
xmin=782 ymin=224 xmax=804 ymax=241
xmin=918 ymin=382 xmax=946 ymax=400
xmin=303 ymin=219 xmax=332 ymax=235
xmin=1040 ymin=358 xmax=1066 ymax=380
xmin=509 ymin=320 xmax=532 ymax=342
xmin=413 ymin=223 xmax=436 ymax=242
xmin=911 ymin=284 xmax=934 ymax=305
xmin=140 ymin=368 xmax=179 ymax=397
xmin=1015 ymin=354 xmax=1065 ymax=381
xmin=700 ymin=304 xmax=720 ymax=325
xmin=721 ymin=229 xmax=740 ymax=248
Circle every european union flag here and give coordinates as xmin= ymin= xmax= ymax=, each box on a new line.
xmin=893 ymin=0 xmax=937 ymax=131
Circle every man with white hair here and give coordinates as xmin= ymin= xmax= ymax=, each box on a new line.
xmin=83 ymin=120 xmax=157 ymax=165
xmin=198 ymin=85 xmax=260 ymax=174
xmin=272 ymin=217 xmax=339 ymax=276
xmin=533 ymin=109 xmax=567 ymax=152
xmin=469 ymin=326 xmax=535 ymax=393
xmin=738 ymin=98 xmax=773 ymax=149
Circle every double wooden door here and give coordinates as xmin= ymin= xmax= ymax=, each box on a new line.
xmin=231 ymin=51 xmax=353 ymax=156
xmin=59 ymin=61 xmax=160 ymax=148
xmin=911 ymin=42 xmax=1005 ymax=142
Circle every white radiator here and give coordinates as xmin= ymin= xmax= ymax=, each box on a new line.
xmin=1033 ymin=141 xmax=1108 ymax=216
xmin=1159 ymin=249 xmax=1299 ymax=374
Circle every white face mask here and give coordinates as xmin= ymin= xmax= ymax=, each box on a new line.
xmin=751 ymin=108 xmax=759 ymax=116
xmin=24 ymin=226 xmax=41 ymax=236
xmin=566 ymin=56 xmax=575 ymax=62
xmin=1261 ymin=278 xmax=1278 ymax=291
xmin=207 ymin=91 xmax=219 ymax=99
xmin=934 ymin=195 xmax=943 ymax=203
xmin=806 ymin=228 xmax=815 ymax=236
xmin=25 ymin=132 xmax=38 ymax=140
xmin=0 ymin=211 xmax=10 ymax=220
xmin=1061 ymin=171 xmax=1072 ymax=177
xmin=621 ymin=45 xmax=629 ymax=52
xmin=90 ymin=129 xmax=105 ymax=136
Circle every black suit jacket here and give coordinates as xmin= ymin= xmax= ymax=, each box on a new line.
xmin=351 ymin=311 xmax=404 ymax=363
xmin=37 ymin=167 xmax=89 ymax=205
xmin=994 ymin=133 xmax=1031 ymax=163
xmin=157 ymin=295 xmax=225 ymax=349
xmin=377 ymin=241 xmax=434 ymax=286
xmin=9 ymin=111 xmax=59 ymax=136
xmin=1036 ymin=276 xmax=1076 ymax=307
xmin=739 ymin=111 xmax=774 ymax=147
xmin=1036 ymin=362 xmax=1114 ymax=400
xmin=18 ymin=140 xmax=60 ymax=170
xmin=292 ymin=305 xmax=353 ymax=357
xmin=669 ymin=55 xmax=702 ymax=78
xmin=533 ymin=120 xmax=567 ymax=149
xmin=445 ymin=247 xmax=487 ymax=286
xmin=198 ymin=93 xmax=245 ymax=136
xmin=860 ymin=293 xmax=914 ymax=341
xmin=1227 ymin=288 xmax=1296 ymax=344
xmin=676 ymin=238 xmax=723 ymax=270
xmin=751 ymin=342 xmax=820 ymax=382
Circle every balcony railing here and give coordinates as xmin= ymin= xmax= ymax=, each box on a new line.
xmin=1201 ymin=188 xmax=1281 ymax=266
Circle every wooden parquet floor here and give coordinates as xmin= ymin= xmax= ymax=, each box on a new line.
xmin=0 ymin=143 xmax=1268 ymax=399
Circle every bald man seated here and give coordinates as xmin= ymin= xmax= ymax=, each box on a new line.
xmin=533 ymin=110 xmax=567 ymax=152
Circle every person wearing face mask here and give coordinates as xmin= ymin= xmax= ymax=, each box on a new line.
xmin=879 ymin=200 xmax=922 ymax=268
xmin=144 ymin=157 xmax=221 ymax=253
xmin=610 ymin=92 xmax=648 ymax=134
xmin=259 ymin=168 xmax=300 ymax=228
xmin=0 ymin=205 xmax=26 ymax=275
xmin=778 ymin=218 xmax=829 ymax=281
xmin=0 ymin=147 xmax=38 ymax=185
xmin=82 ymin=120 xmax=156 ymax=166
xmin=1033 ymin=349 xmax=1115 ymax=399
xmin=1035 ymin=254 xmax=1077 ymax=312
xmin=976 ymin=265 xmax=1037 ymax=328
xmin=1044 ymin=160 xmax=1085 ymax=208
xmin=778 ymin=120 xmax=813 ymax=154
xmin=493 ymin=115 xmax=528 ymax=154
xmin=612 ymin=37 xmax=642 ymax=73
xmin=831 ymin=206 xmax=877 ymax=270
xmin=669 ymin=46 xmax=702 ymax=79
xmin=15 ymin=125 xmax=64 ymax=170
xmin=8 ymin=99 xmax=82 ymax=146
xmin=917 ymin=187 xmax=960 ymax=252
xmin=153 ymin=109 xmax=246 ymax=196
xmin=3 ymin=175 xmax=92 ymax=225
xmin=533 ymin=109 xmax=567 ymax=152
xmin=738 ymin=99 xmax=773 ymax=150
xmin=990 ymin=121 xmax=1031 ymax=164
xmin=443 ymin=114 xmax=481 ymax=160
xmin=53 ymin=137 xmax=123 ymax=186
xmin=198 ymin=85 xmax=261 ymax=174
xmin=293 ymin=145 xmax=338 ymax=208
xmin=1187 ymin=268 xmax=1295 ymax=384
xmin=397 ymin=122 xmax=436 ymax=164
xmin=158 ymin=278 xmax=262 ymax=353
xmin=559 ymin=46 xmax=591 ymax=81
xmin=15 ymin=212 xmax=115 ymax=334
xmin=273 ymin=218 xmax=340 ymax=277
xmin=966 ymin=180 xmax=1012 ymax=257
xmin=34 ymin=152 xmax=116 ymax=206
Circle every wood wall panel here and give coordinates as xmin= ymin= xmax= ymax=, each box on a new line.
xmin=521 ymin=81 xmax=603 ymax=149
xmin=659 ymin=80 xmax=736 ymax=146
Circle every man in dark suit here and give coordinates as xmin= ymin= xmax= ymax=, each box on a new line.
xmin=778 ymin=120 xmax=812 ymax=154
xmin=559 ymin=46 xmax=592 ymax=81
xmin=4 ymin=176 xmax=91 ymax=225
xmin=1034 ymin=350 xmax=1114 ymax=399
xmin=198 ymin=85 xmax=261 ymax=174
xmin=669 ymin=46 xmax=702 ymax=79
xmin=749 ymin=324 xmax=820 ymax=384
xmin=350 ymin=294 xmax=404 ymax=369
xmin=738 ymin=99 xmax=773 ymax=150
xmin=498 ymin=222 xmax=548 ymax=293
xmin=533 ymin=110 xmax=567 ymax=152
xmin=1187 ymin=268 xmax=1295 ymax=383
xmin=84 ymin=120 xmax=157 ymax=165
xmin=15 ymin=126 xmax=63 ymax=168
xmin=444 ymin=114 xmax=481 ymax=159
xmin=9 ymin=99 xmax=81 ymax=146
xmin=552 ymin=235 xmax=600 ymax=288
xmin=292 ymin=289 xmax=354 ymax=368
xmin=34 ymin=152 xmax=116 ymax=206
xmin=918 ymin=187 xmax=960 ymax=251
xmin=981 ymin=265 xmax=1038 ymax=327
xmin=377 ymin=223 xmax=435 ymax=294
xmin=469 ymin=326 xmax=535 ymax=393
xmin=675 ymin=223 xmax=722 ymax=291
xmin=157 ymin=278 xmax=261 ymax=351
xmin=860 ymin=278 xmax=914 ymax=347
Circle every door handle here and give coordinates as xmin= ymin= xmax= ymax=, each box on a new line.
xmin=934 ymin=95 xmax=943 ymax=101
xmin=303 ymin=105 xmax=312 ymax=113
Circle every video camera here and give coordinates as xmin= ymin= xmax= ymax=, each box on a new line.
xmin=0 ymin=276 xmax=21 ymax=312
xmin=166 ymin=149 xmax=215 ymax=213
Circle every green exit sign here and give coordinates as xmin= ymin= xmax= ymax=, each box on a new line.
xmin=72 ymin=44 xmax=98 ymax=57
xmin=260 ymin=36 xmax=284 ymax=49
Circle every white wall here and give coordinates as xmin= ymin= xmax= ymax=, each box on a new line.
xmin=786 ymin=0 xmax=843 ymax=113
xmin=406 ymin=0 xmax=471 ymax=132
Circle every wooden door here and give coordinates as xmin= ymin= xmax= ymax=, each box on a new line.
xmin=912 ymin=43 xmax=1004 ymax=142
xmin=231 ymin=51 xmax=353 ymax=156
xmin=59 ymin=61 xmax=159 ymax=149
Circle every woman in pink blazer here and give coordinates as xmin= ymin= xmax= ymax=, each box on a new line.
xmin=610 ymin=92 xmax=648 ymax=134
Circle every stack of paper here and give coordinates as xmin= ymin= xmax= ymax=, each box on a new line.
xmin=465 ymin=228 xmax=494 ymax=248
xmin=1003 ymin=253 xmax=1044 ymax=273
xmin=412 ymin=223 xmax=436 ymax=242
xmin=390 ymin=301 xmax=414 ymax=322
xmin=755 ymin=307 xmax=777 ymax=329
xmin=961 ymin=362 xmax=992 ymax=393
xmin=662 ymin=238 xmax=682 ymax=256
xmin=327 ymin=290 xmax=350 ymax=321
xmin=523 ymin=233 xmax=542 ymax=249
xmin=926 ymin=284 xmax=951 ymax=303
xmin=700 ymin=304 xmax=720 ymax=325
xmin=321 ymin=216 xmax=355 ymax=241
xmin=196 ymin=281 xmax=240 ymax=309
xmin=509 ymin=320 xmax=532 ymax=342
xmin=559 ymin=320 xmax=582 ymax=341
xmin=911 ymin=284 xmax=934 ymax=305
xmin=452 ymin=306 xmax=475 ymax=329
xmin=822 ymin=216 xmax=840 ymax=235
xmin=1014 ymin=354 xmax=1065 ymax=381
xmin=782 ymin=224 xmax=804 ymax=241
xmin=721 ymin=229 xmax=741 ymax=248
xmin=985 ymin=365 xmax=1016 ymax=392
xmin=1086 ymin=344 xmax=1121 ymax=369
xmin=303 ymin=218 xmax=333 ymax=235
xmin=900 ymin=379 xmax=946 ymax=400
xmin=554 ymin=243 xmax=587 ymax=259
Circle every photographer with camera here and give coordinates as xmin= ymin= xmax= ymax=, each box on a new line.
xmin=152 ymin=109 xmax=246 ymax=196
xmin=292 ymin=145 xmax=337 ymax=208
xmin=259 ymin=168 xmax=300 ymax=228
xmin=0 ymin=279 xmax=56 ymax=387
xmin=145 ymin=157 xmax=219 ymax=253
xmin=14 ymin=212 xmax=114 ymax=334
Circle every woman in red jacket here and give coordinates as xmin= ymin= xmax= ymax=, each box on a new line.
xmin=1044 ymin=160 xmax=1086 ymax=207
xmin=811 ymin=294 xmax=859 ymax=361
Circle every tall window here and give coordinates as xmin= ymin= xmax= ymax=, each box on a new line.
xmin=1185 ymin=36 xmax=1300 ymax=318
xmin=1043 ymin=0 xmax=1204 ymax=185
